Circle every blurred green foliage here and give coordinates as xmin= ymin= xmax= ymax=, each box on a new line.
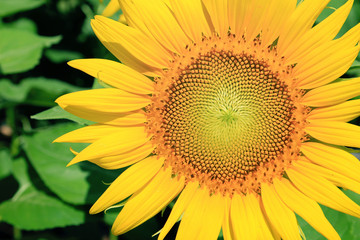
xmin=0 ymin=0 xmax=360 ymax=239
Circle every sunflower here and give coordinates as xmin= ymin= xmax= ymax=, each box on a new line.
xmin=55 ymin=0 xmax=360 ymax=239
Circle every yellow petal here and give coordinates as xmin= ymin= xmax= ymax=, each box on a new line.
xmin=308 ymin=99 xmax=360 ymax=122
xmin=58 ymin=107 xmax=146 ymax=126
xmin=101 ymin=0 xmax=120 ymax=17
xmin=258 ymin=0 xmax=296 ymax=47
xmin=228 ymin=0 xmax=296 ymax=46
xmin=230 ymin=194 xmax=249 ymax=239
xmin=273 ymin=178 xmax=340 ymax=240
xmin=176 ymin=187 xmax=224 ymax=240
xmin=287 ymin=167 xmax=360 ymax=218
xmin=242 ymin=0 xmax=273 ymax=41
xmin=118 ymin=0 xmax=154 ymax=38
xmin=227 ymin=0 xmax=251 ymax=36
xmin=236 ymin=0 xmax=296 ymax=44
xmin=91 ymin=15 xmax=171 ymax=75
xmin=285 ymin=0 xmax=354 ymax=64
xmin=162 ymin=0 xmax=170 ymax=7
xmin=90 ymin=156 xmax=164 ymax=214
xmin=295 ymin=46 xmax=360 ymax=90
xmin=301 ymin=77 xmax=360 ymax=107
xmin=56 ymin=88 xmax=151 ymax=113
xmin=54 ymin=124 xmax=127 ymax=143
xmin=278 ymin=0 xmax=331 ymax=55
xmin=222 ymin=196 xmax=233 ymax=240
xmin=158 ymin=181 xmax=199 ymax=240
xmin=231 ymin=193 xmax=274 ymax=239
xmin=305 ymin=120 xmax=360 ymax=148
xmin=301 ymin=142 xmax=360 ymax=183
xmin=112 ymin=167 xmax=185 ymax=235
xmin=295 ymin=22 xmax=360 ymax=89
xmin=294 ymin=160 xmax=360 ymax=195
xmin=67 ymin=126 xmax=151 ymax=165
xmin=127 ymin=0 xmax=190 ymax=54
xmin=261 ymin=182 xmax=301 ymax=240
xmin=197 ymin=194 xmax=225 ymax=240
xmin=245 ymin=194 xmax=275 ymax=239
xmin=170 ymin=0 xmax=212 ymax=42
xmin=68 ymin=59 xmax=154 ymax=94
xmin=203 ymin=0 xmax=229 ymax=37
xmin=228 ymin=0 xmax=273 ymax=40
xmin=100 ymin=111 xmax=146 ymax=126
xmin=87 ymin=142 xmax=154 ymax=170
xmin=259 ymin=200 xmax=282 ymax=240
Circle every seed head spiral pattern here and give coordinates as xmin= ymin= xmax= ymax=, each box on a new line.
xmin=147 ymin=36 xmax=307 ymax=194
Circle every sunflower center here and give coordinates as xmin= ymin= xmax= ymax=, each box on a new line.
xmin=147 ymin=35 xmax=306 ymax=194
xmin=164 ymin=50 xmax=294 ymax=176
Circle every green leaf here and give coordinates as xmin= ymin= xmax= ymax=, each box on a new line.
xmin=0 ymin=29 xmax=61 ymax=74
xmin=0 ymin=0 xmax=45 ymax=17
xmin=31 ymin=106 xmax=94 ymax=125
xmin=349 ymin=60 xmax=360 ymax=70
xmin=104 ymin=208 xmax=121 ymax=225
xmin=0 ymin=78 xmax=83 ymax=106
xmin=0 ymin=18 xmax=37 ymax=33
xmin=22 ymin=123 xmax=122 ymax=205
xmin=22 ymin=123 xmax=90 ymax=205
xmin=11 ymin=157 xmax=30 ymax=187
xmin=93 ymin=78 xmax=112 ymax=89
xmin=45 ymin=49 xmax=84 ymax=63
xmin=0 ymin=158 xmax=84 ymax=230
xmin=0 ymin=186 xmax=85 ymax=230
xmin=0 ymin=149 xmax=12 ymax=180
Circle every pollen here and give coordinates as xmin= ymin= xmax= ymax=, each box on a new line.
xmin=146 ymin=35 xmax=308 ymax=195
